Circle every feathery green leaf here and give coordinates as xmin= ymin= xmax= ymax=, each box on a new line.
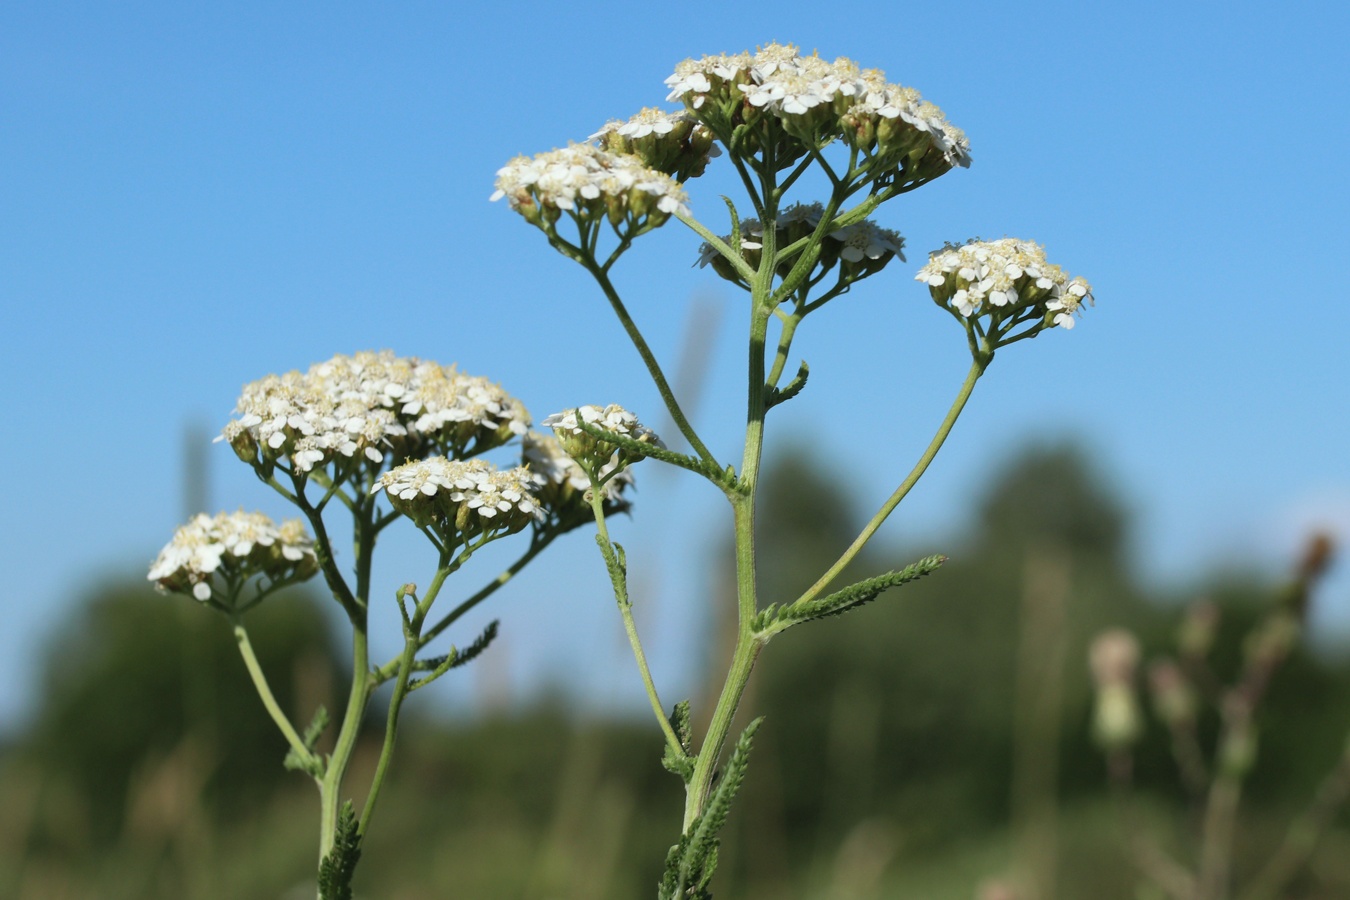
xmin=755 ymin=555 xmax=947 ymax=637
xmin=317 ymin=801 xmax=362 ymax=900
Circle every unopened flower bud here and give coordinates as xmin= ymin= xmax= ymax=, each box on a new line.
xmin=374 ymin=458 xmax=543 ymax=543
xmin=1148 ymin=659 xmax=1197 ymax=727
xmin=1089 ymin=629 xmax=1140 ymax=689
xmin=1093 ymin=681 xmax=1143 ymax=751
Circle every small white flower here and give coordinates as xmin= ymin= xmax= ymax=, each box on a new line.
xmin=492 ymin=144 xmax=690 ymax=222
xmin=222 ymin=352 xmax=531 ymax=473
xmin=543 ymin=404 xmax=663 ymax=475
xmin=149 ymin=511 xmax=317 ymax=602
xmin=916 ymin=239 xmax=1094 ymax=331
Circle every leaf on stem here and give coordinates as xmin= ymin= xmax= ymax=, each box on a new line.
xmin=597 ymin=535 xmax=630 ymax=607
xmin=283 ymin=705 xmax=330 ymax=777
xmin=661 ymin=700 xmax=696 ymax=781
xmin=409 ymin=620 xmax=501 ymax=691
xmin=765 ymin=361 xmax=809 ymax=410
xmin=754 ymin=555 xmax=947 ymax=637
xmin=573 ymin=418 xmax=734 ymax=489
xmin=660 ymin=717 xmax=764 ymax=900
xmin=318 ymin=801 xmax=363 ymax=900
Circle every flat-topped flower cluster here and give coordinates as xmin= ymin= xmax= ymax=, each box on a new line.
xmin=219 ymin=351 xmax=530 ymax=475
xmin=665 ymin=42 xmax=970 ymax=170
xmin=543 ymin=404 xmax=662 ymax=481
xmin=917 ymin=238 xmax=1094 ymax=330
xmin=491 ymin=143 xmax=691 ymax=228
xmin=374 ymin=458 xmax=543 ymax=538
xmin=149 ymin=510 xmax=317 ymax=602
xmin=590 ymin=107 xmax=721 ymax=183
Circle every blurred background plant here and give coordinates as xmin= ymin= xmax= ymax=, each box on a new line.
xmin=5 ymin=438 xmax=1347 ymax=899
xmin=1086 ymin=534 xmax=1345 ymax=900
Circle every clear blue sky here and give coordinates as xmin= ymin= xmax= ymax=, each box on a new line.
xmin=4 ymin=1 xmax=1348 ymax=730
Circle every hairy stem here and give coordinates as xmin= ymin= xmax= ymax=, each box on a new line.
xmin=589 ymin=490 xmax=685 ymax=757
xmin=793 ymin=357 xmax=987 ymax=608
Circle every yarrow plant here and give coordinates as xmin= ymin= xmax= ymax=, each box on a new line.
xmin=149 ymin=351 xmax=635 ymax=898
xmin=493 ymin=42 xmax=1095 ymax=898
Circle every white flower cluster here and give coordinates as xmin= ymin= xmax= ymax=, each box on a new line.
xmin=833 ymin=219 xmax=906 ymax=264
xmin=542 ymin=404 xmax=663 ymax=477
xmin=523 ymin=431 xmax=633 ymax=505
xmin=589 ymin=107 xmax=721 ymax=182
xmin=220 ymin=351 xmax=530 ymax=474
xmin=149 ymin=511 xmax=317 ymax=602
xmin=491 ymin=143 xmax=690 ymax=225
xmin=916 ymin=239 xmax=1093 ymax=329
xmin=696 ymin=201 xmax=903 ymax=275
xmin=374 ymin=458 xmax=543 ymax=537
xmin=665 ymin=43 xmax=969 ymax=168
xmin=588 ymin=106 xmax=708 ymax=145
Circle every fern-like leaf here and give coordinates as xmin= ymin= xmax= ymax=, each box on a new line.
xmin=661 ymin=700 xmax=696 ymax=781
xmin=317 ymin=801 xmax=362 ymax=900
xmin=765 ymin=361 xmax=809 ymax=410
xmin=409 ymin=620 xmax=500 ymax=691
xmin=572 ymin=418 xmax=734 ymax=488
xmin=662 ymin=717 xmax=764 ymax=899
xmin=754 ymin=555 xmax=946 ymax=637
xmin=284 ymin=705 xmax=330 ymax=777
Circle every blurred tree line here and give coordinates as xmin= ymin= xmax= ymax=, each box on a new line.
xmin=2 ymin=442 xmax=1348 ymax=899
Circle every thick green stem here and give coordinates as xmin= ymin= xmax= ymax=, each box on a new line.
xmin=231 ymin=620 xmax=316 ymax=769
xmin=682 ymin=210 xmax=778 ymax=832
xmin=319 ymin=626 xmax=370 ymax=862
xmin=792 ymin=357 xmax=987 ymax=608
xmin=683 ymin=495 xmax=765 ymax=832
xmin=317 ymin=501 xmax=377 ymax=863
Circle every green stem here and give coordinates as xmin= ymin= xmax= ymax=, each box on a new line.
xmin=231 ymin=620 xmax=316 ymax=770
xmin=675 ymin=208 xmax=756 ymax=284
xmin=319 ymin=626 xmax=370 ymax=862
xmin=588 ymin=490 xmax=685 ymax=758
xmin=284 ymin=476 xmax=360 ymax=616
xmin=682 ymin=212 xmax=778 ymax=832
xmin=317 ymin=501 xmax=377 ymax=863
xmin=1198 ymin=768 xmax=1243 ymax=900
xmin=765 ymin=312 xmax=802 ymax=390
xmin=792 ymin=357 xmax=987 ymax=608
xmin=371 ymin=533 xmax=555 ymax=685
xmin=358 ymin=565 xmax=453 ymax=836
xmin=683 ymin=495 xmax=765 ymax=832
xmin=583 ymin=261 xmax=718 ymax=467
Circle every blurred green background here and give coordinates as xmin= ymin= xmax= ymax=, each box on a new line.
xmin=3 ymin=441 xmax=1347 ymax=900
